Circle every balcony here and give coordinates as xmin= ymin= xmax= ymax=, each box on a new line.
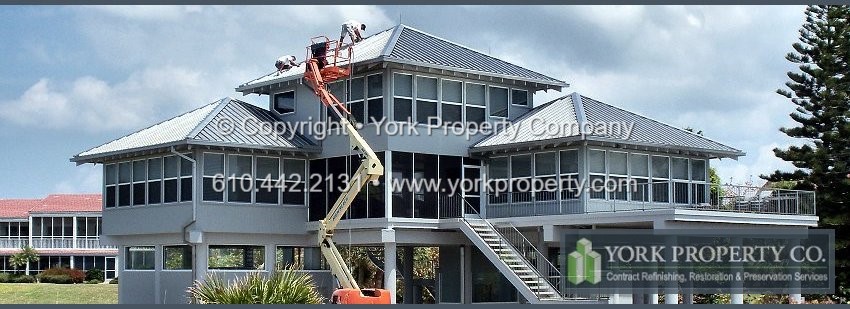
xmin=29 ymin=237 xmax=116 ymax=250
xmin=484 ymin=183 xmax=816 ymax=219
xmin=0 ymin=238 xmax=28 ymax=249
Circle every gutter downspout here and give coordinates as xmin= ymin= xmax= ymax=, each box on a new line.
xmin=171 ymin=147 xmax=199 ymax=282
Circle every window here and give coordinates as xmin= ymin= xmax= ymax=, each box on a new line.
xmin=163 ymin=156 xmax=180 ymax=203
xmin=255 ymin=157 xmax=280 ymax=204
xmin=282 ymin=159 xmax=306 ymax=205
xmin=327 ymin=81 xmax=346 ymax=121
xmin=441 ymin=80 xmax=463 ymax=125
xmin=105 ymin=164 xmax=117 ymax=208
xmin=534 ymin=152 xmax=557 ymax=201
xmin=466 ymin=83 xmax=486 ymax=125
xmin=416 ymin=76 xmax=438 ymax=125
xmin=511 ymin=89 xmax=529 ymax=107
xmin=148 ymin=158 xmax=162 ymax=204
xmin=559 ymin=150 xmax=580 ymax=199
xmin=348 ymin=77 xmax=365 ymax=124
xmin=126 ymin=246 xmax=155 ymax=270
xmin=366 ymin=74 xmax=383 ymax=123
xmin=132 ymin=160 xmax=146 ymax=205
xmin=608 ymin=152 xmax=628 ymax=201
xmin=489 ymin=86 xmax=508 ymax=118
xmin=203 ymin=153 xmax=224 ymax=201
xmin=651 ymin=156 xmax=670 ymax=203
xmin=392 ymin=152 xmax=413 ymax=218
xmin=511 ymin=155 xmax=532 ymax=203
xmin=118 ymin=162 xmax=132 ymax=206
xmin=228 ymin=155 xmax=253 ymax=203
xmin=691 ymin=159 xmax=708 ymax=204
xmin=393 ymin=73 xmax=413 ymax=122
xmin=630 ymin=154 xmax=649 ymax=202
xmin=588 ymin=150 xmax=606 ymax=199
xmin=671 ymin=157 xmax=689 ymax=204
xmin=208 ymin=245 xmax=265 ymax=270
xmin=276 ymin=247 xmax=327 ymax=270
xmin=180 ymin=155 xmax=193 ymax=202
xmin=273 ymin=91 xmax=295 ymax=115
xmin=163 ymin=245 xmax=192 ymax=270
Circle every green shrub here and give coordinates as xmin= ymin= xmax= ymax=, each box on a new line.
xmin=39 ymin=268 xmax=85 ymax=283
xmin=11 ymin=275 xmax=36 ymax=283
xmin=0 ymin=273 xmax=10 ymax=283
xmin=187 ymin=265 xmax=323 ymax=304
xmin=84 ymin=279 xmax=103 ymax=284
xmin=85 ymin=268 xmax=104 ymax=282
xmin=108 ymin=277 xmax=118 ymax=284
xmin=37 ymin=274 xmax=74 ymax=284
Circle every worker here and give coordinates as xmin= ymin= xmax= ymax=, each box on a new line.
xmin=339 ymin=19 xmax=366 ymax=44
xmin=275 ymin=55 xmax=299 ymax=74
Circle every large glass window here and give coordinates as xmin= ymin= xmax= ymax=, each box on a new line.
xmin=511 ymin=89 xmax=529 ymax=107
xmin=147 ymin=158 xmax=162 ymax=204
xmin=163 ymin=156 xmax=179 ymax=203
xmin=208 ymin=245 xmax=265 ymax=270
xmin=105 ymin=164 xmax=117 ymax=208
xmin=392 ymin=152 xmax=413 ymax=218
xmin=559 ymin=150 xmax=580 ymax=199
xmin=608 ymin=152 xmax=628 ymax=200
xmin=511 ymin=155 xmax=532 ymax=202
xmin=118 ymin=162 xmax=132 ymax=207
xmin=366 ymin=73 xmax=383 ymax=123
xmin=132 ymin=160 xmax=146 ymax=206
xmin=466 ymin=83 xmax=486 ymax=125
xmin=588 ymin=150 xmax=606 ymax=199
xmin=227 ymin=155 xmax=253 ymax=203
xmin=125 ymin=246 xmax=155 ymax=270
xmin=441 ymin=80 xmax=463 ymax=125
xmin=276 ymin=247 xmax=327 ymax=270
xmin=273 ymin=91 xmax=295 ymax=115
xmin=651 ymin=156 xmax=670 ymax=203
xmin=630 ymin=154 xmax=649 ymax=202
xmin=671 ymin=157 xmax=689 ymax=204
xmin=393 ymin=73 xmax=413 ymax=122
xmin=348 ymin=77 xmax=365 ymax=124
xmin=534 ymin=152 xmax=557 ymax=201
xmin=282 ymin=159 xmax=306 ymax=205
xmin=163 ymin=245 xmax=192 ymax=270
xmin=489 ymin=86 xmax=509 ymax=118
xmin=203 ymin=153 xmax=224 ymax=202
xmin=255 ymin=157 xmax=280 ymax=204
xmin=416 ymin=76 xmax=438 ymax=125
xmin=180 ymin=155 xmax=193 ymax=202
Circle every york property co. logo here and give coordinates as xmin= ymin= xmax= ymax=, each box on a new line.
xmin=567 ymin=238 xmax=602 ymax=284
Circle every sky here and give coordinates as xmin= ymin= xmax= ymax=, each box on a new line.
xmin=0 ymin=5 xmax=808 ymax=198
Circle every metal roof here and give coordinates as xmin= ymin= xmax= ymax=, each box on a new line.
xmin=472 ymin=92 xmax=745 ymax=158
xmin=72 ymin=98 xmax=318 ymax=163
xmin=235 ymin=24 xmax=567 ymax=94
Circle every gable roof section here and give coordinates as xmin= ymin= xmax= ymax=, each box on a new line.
xmin=236 ymin=24 xmax=567 ymax=94
xmin=72 ymin=98 xmax=318 ymax=163
xmin=0 ymin=199 xmax=40 ymax=219
xmin=472 ymin=92 xmax=744 ymax=158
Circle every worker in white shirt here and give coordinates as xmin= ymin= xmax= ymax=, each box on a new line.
xmin=275 ymin=55 xmax=299 ymax=74
xmin=339 ymin=19 xmax=366 ymax=44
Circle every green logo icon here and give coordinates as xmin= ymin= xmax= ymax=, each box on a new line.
xmin=567 ymin=238 xmax=602 ymax=284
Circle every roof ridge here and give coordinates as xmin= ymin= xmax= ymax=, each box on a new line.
xmin=395 ymin=24 xmax=566 ymax=85
xmin=74 ymin=100 xmax=221 ymax=157
xmin=579 ymin=94 xmax=741 ymax=152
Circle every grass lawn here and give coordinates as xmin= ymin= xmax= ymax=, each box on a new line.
xmin=0 ymin=283 xmax=118 ymax=304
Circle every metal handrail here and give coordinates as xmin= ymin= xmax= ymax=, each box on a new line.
xmin=492 ymin=222 xmax=563 ymax=296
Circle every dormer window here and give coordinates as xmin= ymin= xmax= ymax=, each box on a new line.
xmin=273 ymin=91 xmax=295 ymax=115
xmin=512 ymin=89 xmax=529 ymax=107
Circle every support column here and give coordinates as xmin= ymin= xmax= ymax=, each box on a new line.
xmin=462 ymin=244 xmax=473 ymax=304
xmin=195 ymin=243 xmax=208 ymax=283
xmin=664 ymin=293 xmax=679 ymax=304
xmin=265 ymin=244 xmax=276 ymax=273
xmin=154 ymin=245 xmax=162 ymax=304
xmin=730 ymin=294 xmax=744 ymax=304
xmin=730 ymin=236 xmax=743 ymax=304
xmin=402 ymin=246 xmax=415 ymax=303
xmin=382 ymin=229 xmax=397 ymax=304
xmin=649 ymin=293 xmax=659 ymax=304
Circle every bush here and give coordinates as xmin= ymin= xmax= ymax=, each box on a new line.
xmin=11 ymin=275 xmax=36 ymax=283
xmin=39 ymin=268 xmax=85 ymax=283
xmin=0 ymin=273 xmax=10 ymax=283
xmin=85 ymin=268 xmax=104 ymax=282
xmin=108 ymin=277 xmax=118 ymax=284
xmin=84 ymin=279 xmax=103 ymax=284
xmin=187 ymin=265 xmax=323 ymax=304
xmin=38 ymin=274 xmax=73 ymax=284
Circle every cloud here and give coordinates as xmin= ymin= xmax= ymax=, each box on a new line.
xmin=713 ymin=142 xmax=796 ymax=186
xmin=0 ymin=66 xmax=213 ymax=132
xmin=53 ymin=164 xmax=102 ymax=194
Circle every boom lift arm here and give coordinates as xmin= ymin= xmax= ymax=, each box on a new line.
xmin=302 ymin=38 xmax=387 ymax=303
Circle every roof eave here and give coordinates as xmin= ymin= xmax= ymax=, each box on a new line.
xmin=71 ymin=140 xmax=190 ymax=164
xmin=583 ymin=136 xmax=745 ymax=159
xmin=470 ymin=135 xmax=745 ymax=159
xmin=382 ymin=56 xmax=568 ymax=90
xmin=71 ymin=139 xmax=319 ymax=164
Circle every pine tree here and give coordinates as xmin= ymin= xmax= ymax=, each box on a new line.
xmin=766 ymin=5 xmax=850 ymax=302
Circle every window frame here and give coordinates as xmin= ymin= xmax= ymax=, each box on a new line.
xmin=227 ymin=154 xmax=254 ymax=204
xmin=162 ymin=244 xmax=193 ymax=271
xmin=124 ymin=246 xmax=156 ymax=271
xmin=272 ymin=90 xmax=297 ymax=115
xmin=365 ymin=73 xmax=384 ymax=124
xmin=391 ymin=72 xmax=414 ymax=123
xmin=440 ymin=78 xmax=464 ymax=126
xmin=415 ymin=75 xmax=440 ymax=125
xmin=207 ymin=245 xmax=266 ymax=271
xmin=464 ymin=82 xmax=487 ymax=126
xmin=488 ymin=85 xmax=509 ymax=119
xmin=510 ymin=88 xmax=530 ymax=107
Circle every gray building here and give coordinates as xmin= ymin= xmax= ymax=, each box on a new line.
xmin=72 ymin=24 xmax=817 ymax=304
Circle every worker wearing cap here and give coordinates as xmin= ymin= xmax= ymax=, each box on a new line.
xmin=275 ymin=55 xmax=299 ymax=74
xmin=339 ymin=19 xmax=366 ymax=44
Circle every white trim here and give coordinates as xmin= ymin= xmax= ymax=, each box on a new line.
xmin=271 ymin=89 xmax=297 ymax=116
xmin=509 ymin=88 xmax=529 ymax=107
xmin=487 ymin=85 xmax=509 ymax=119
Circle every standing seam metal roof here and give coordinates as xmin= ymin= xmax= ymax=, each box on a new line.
xmin=472 ymin=92 xmax=743 ymax=157
xmin=72 ymin=98 xmax=317 ymax=162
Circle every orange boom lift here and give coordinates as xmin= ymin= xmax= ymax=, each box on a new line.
xmin=302 ymin=37 xmax=391 ymax=305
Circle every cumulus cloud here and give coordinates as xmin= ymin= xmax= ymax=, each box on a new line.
xmin=53 ymin=164 xmax=102 ymax=194
xmin=0 ymin=66 xmax=210 ymax=132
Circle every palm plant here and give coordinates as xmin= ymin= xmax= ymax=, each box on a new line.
xmin=187 ymin=264 xmax=324 ymax=304
xmin=9 ymin=245 xmax=39 ymax=275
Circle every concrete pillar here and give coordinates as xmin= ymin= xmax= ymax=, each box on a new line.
xmin=382 ymin=229 xmax=397 ymax=304
xmin=462 ymin=244 xmax=473 ymax=304
xmin=265 ymin=244 xmax=276 ymax=273
xmin=195 ymin=243 xmax=208 ymax=283
xmin=154 ymin=245 xmax=162 ymax=304
xmin=664 ymin=293 xmax=679 ymax=304
xmin=402 ymin=246 xmax=415 ymax=303
xmin=649 ymin=293 xmax=659 ymax=304
xmin=730 ymin=294 xmax=744 ymax=304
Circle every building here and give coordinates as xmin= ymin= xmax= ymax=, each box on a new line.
xmin=71 ymin=24 xmax=817 ymax=304
xmin=0 ymin=194 xmax=117 ymax=280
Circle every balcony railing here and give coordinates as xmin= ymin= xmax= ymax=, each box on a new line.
xmin=25 ymin=237 xmax=116 ymax=249
xmin=0 ymin=238 xmax=28 ymax=249
xmin=485 ymin=182 xmax=816 ymax=218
